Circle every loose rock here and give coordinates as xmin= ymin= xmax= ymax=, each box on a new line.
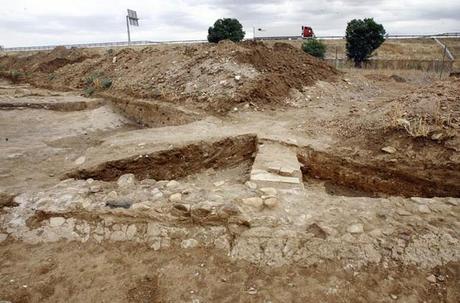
xmin=181 ymin=238 xmax=199 ymax=249
xmin=117 ymin=174 xmax=136 ymax=188
xmin=260 ymin=187 xmax=277 ymax=196
xmin=169 ymin=193 xmax=182 ymax=203
xmin=347 ymin=223 xmax=364 ymax=234
xmin=245 ymin=181 xmax=257 ymax=190
xmin=242 ymin=197 xmax=264 ymax=209
xmin=417 ymin=204 xmax=431 ymax=214
xmin=49 ymin=217 xmax=66 ymax=227
xmin=381 ymin=146 xmax=396 ymax=154
xmin=74 ymin=156 xmax=86 ymax=165
xmin=426 ymin=274 xmax=437 ymax=283
xmin=166 ymin=180 xmax=179 ymax=188
xmin=264 ymin=197 xmax=279 ymax=209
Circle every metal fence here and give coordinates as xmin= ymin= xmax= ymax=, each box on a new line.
xmin=1 ymin=32 xmax=459 ymax=53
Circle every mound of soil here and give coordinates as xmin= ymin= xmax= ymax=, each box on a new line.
xmin=0 ymin=46 xmax=94 ymax=75
xmin=234 ymin=42 xmax=337 ymax=105
xmin=0 ymin=42 xmax=338 ymax=113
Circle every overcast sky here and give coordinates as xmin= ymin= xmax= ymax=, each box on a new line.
xmin=1 ymin=0 xmax=459 ymax=47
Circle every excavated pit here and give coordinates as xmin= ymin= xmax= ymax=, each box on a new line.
xmin=66 ymin=134 xmax=258 ymax=182
xmin=104 ymin=95 xmax=201 ymax=127
xmin=298 ymin=149 xmax=460 ymax=198
xmin=0 ymin=99 xmax=104 ymax=111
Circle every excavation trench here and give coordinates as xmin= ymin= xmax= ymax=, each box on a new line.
xmin=298 ymin=149 xmax=460 ymax=198
xmin=105 ymin=95 xmax=201 ymax=127
xmin=66 ymin=134 xmax=258 ymax=182
xmin=0 ymin=99 xmax=104 ymax=111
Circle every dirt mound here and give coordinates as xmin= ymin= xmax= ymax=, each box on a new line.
xmin=0 ymin=46 xmax=94 ymax=76
xmin=0 ymin=42 xmax=338 ymax=113
xmin=233 ymin=42 xmax=338 ymax=106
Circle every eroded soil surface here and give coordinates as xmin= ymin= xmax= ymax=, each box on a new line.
xmin=0 ymin=43 xmax=459 ymax=302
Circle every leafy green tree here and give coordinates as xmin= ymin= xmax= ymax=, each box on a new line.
xmin=207 ymin=18 xmax=245 ymax=43
xmin=345 ymin=18 xmax=386 ymax=67
xmin=301 ymin=38 xmax=326 ymax=59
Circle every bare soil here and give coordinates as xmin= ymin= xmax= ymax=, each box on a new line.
xmin=0 ymin=42 xmax=459 ymax=302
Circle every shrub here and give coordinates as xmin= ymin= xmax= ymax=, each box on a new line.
xmin=302 ymin=38 xmax=326 ymax=59
xmin=82 ymin=71 xmax=112 ymax=96
xmin=83 ymin=87 xmax=95 ymax=97
xmin=101 ymin=78 xmax=112 ymax=89
xmin=9 ymin=70 xmax=24 ymax=83
xmin=345 ymin=18 xmax=386 ymax=67
xmin=207 ymin=18 xmax=245 ymax=43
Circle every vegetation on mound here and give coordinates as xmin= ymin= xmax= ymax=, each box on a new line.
xmin=302 ymin=38 xmax=326 ymax=59
xmin=83 ymin=71 xmax=112 ymax=97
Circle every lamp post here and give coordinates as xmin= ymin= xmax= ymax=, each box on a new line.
xmin=253 ymin=27 xmax=265 ymax=41
xmin=126 ymin=9 xmax=139 ymax=45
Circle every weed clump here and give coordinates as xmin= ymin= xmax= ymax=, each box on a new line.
xmin=82 ymin=71 xmax=112 ymax=96
xmin=9 ymin=70 xmax=24 ymax=83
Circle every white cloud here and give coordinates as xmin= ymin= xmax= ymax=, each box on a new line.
xmin=0 ymin=0 xmax=458 ymax=47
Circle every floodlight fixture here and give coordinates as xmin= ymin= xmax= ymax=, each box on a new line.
xmin=126 ymin=9 xmax=139 ymax=44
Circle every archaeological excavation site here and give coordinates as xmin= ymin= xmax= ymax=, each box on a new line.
xmin=0 ymin=39 xmax=459 ymax=302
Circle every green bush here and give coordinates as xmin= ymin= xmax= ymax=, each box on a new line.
xmin=83 ymin=86 xmax=95 ymax=97
xmin=207 ymin=18 xmax=245 ymax=43
xmin=9 ymin=70 xmax=24 ymax=83
xmin=82 ymin=71 xmax=112 ymax=96
xmin=101 ymin=78 xmax=112 ymax=89
xmin=301 ymin=38 xmax=326 ymax=59
xmin=346 ymin=18 xmax=386 ymax=67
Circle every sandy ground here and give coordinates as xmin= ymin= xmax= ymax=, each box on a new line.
xmin=0 ymin=52 xmax=459 ymax=302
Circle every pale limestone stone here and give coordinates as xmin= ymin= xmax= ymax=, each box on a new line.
xmin=74 ymin=156 xmax=86 ymax=165
xmin=347 ymin=223 xmax=364 ymax=234
xmin=166 ymin=180 xmax=180 ymax=188
xmin=169 ymin=193 xmax=182 ymax=203
xmin=264 ymin=197 xmax=279 ymax=209
xmin=245 ymin=181 xmax=257 ymax=189
xmin=213 ymin=181 xmax=225 ymax=187
xmin=110 ymin=230 xmax=126 ymax=241
xmin=260 ymin=187 xmax=277 ymax=196
xmin=49 ymin=217 xmax=66 ymax=227
xmin=181 ymin=238 xmax=199 ymax=249
xmin=117 ymin=174 xmax=136 ymax=188
xmin=126 ymin=225 xmax=137 ymax=240
xmin=242 ymin=197 xmax=264 ymax=209
xmin=418 ymin=204 xmax=431 ymax=214
xmin=381 ymin=146 xmax=396 ymax=154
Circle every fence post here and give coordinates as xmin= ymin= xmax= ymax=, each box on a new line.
xmin=335 ymin=46 xmax=338 ymax=68
xmin=440 ymin=45 xmax=447 ymax=79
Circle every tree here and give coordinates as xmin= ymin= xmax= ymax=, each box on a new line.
xmin=207 ymin=18 xmax=245 ymax=43
xmin=301 ymin=38 xmax=326 ymax=59
xmin=345 ymin=18 xmax=386 ymax=67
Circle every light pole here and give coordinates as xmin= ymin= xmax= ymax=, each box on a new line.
xmin=253 ymin=27 xmax=265 ymax=41
xmin=126 ymin=9 xmax=139 ymax=45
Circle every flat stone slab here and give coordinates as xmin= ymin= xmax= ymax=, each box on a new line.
xmin=250 ymin=143 xmax=304 ymax=190
xmin=251 ymin=171 xmax=300 ymax=184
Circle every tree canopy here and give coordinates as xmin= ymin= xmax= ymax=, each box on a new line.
xmin=207 ymin=18 xmax=245 ymax=43
xmin=345 ymin=18 xmax=386 ymax=66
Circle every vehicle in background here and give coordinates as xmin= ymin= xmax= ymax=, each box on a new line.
xmin=301 ymin=26 xmax=314 ymax=38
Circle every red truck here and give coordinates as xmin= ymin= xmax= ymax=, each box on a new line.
xmin=301 ymin=26 xmax=314 ymax=38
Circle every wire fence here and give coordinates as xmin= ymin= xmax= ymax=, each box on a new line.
xmin=1 ymin=32 xmax=459 ymax=53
